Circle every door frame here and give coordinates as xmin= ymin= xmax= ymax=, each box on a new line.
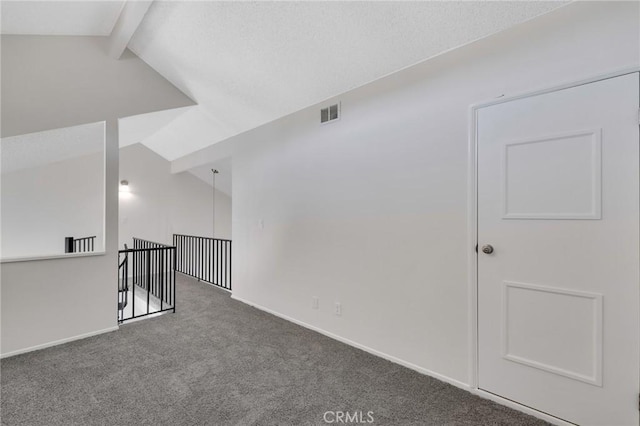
xmin=466 ymin=66 xmax=640 ymax=425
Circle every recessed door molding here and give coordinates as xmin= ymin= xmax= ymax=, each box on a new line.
xmin=501 ymin=281 xmax=603 ymax=386
xmin=501 ymin=129 xmax=602 ymax=220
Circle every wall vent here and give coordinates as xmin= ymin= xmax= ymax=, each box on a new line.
xmin=321 ymin=103 xmax=340 ymax=124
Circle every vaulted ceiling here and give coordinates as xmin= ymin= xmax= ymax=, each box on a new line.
xmin=128 ymin=1 xmax=568 ymax=161
xmin=1 ymin=1 xmax=125 ymax=36
xmin=1 ymin=0 xmax=569 ymax=177
xmin=1 ymin=121 xmax=104 ymax=175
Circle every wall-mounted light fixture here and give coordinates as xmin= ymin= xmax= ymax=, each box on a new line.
xmin=119 ymin=180 xmax=130 ymax=193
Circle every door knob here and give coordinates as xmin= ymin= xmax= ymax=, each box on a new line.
xmin=481 ymin=244 xmax=494 ymax=254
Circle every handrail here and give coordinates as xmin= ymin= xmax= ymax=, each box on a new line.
xmin=118 ymin=238 xmax=176 ymax=323
xmin=133 ymin=237 xmax=171 ymax=247
xmin=173 ymin=234 xmax=232 ymax=290
xmin=117 ymin=250 xmax=129 ymax=322
xmin=173 ymin=233 xmax=232 ymax=243
xmin=118 ymin=243 xmax=128 ymax=268
xmin=119 ymin=246 xmax=176 ymax=254
xmin=65 ymin=235 xmax=96 ymax=253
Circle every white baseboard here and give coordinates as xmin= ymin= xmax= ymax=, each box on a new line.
xmin=471 ymin=389 xmax=571 ymax=426
xmin=231 ymin=295 xmax=570 ymax=426
xmin=230 ymin=295 xmax=470 ymax=391
xmin=0 ymin=326 xmax=119 ymax=359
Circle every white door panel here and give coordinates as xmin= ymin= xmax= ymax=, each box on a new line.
xmin=477 ymin=73 xmax=639 ymax=425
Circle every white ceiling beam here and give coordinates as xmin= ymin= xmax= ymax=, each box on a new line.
xmin=108 ymin=0 xmax=153 ymax=59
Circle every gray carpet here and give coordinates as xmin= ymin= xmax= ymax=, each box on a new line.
xmin=1 ymin=274 xmax=549 ymax=426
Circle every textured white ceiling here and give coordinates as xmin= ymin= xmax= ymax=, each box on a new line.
xmin=129 ymin=1 xmax=568 ymax=161
xmin=1 ymin=1 xmax=125 ymax=36
xmin=1 ymin=121 xmax=104 ymax=174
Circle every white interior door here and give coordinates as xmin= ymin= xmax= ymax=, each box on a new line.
xmin=477 ymin=72 xmax=640 ymax=426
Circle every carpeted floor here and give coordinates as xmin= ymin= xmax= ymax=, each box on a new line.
xmin=1 ymin=274 xmax=549 ymax=426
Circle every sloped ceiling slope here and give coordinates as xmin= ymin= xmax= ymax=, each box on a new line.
xmin=1 ymin=36 xmax=195 ymax=138
xmin=1 ymin=122 xmax=104 ymax=174
xmin=129 ymin=1 xmax=567 ymax=161
xmin=0 ymin=2 xmax=196 ymax=143
xmin=0 ymin=1 xmax=125 ymax=36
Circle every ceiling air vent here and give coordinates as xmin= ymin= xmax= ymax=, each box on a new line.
xmin=321 ymin=103 xmax=340 ymax=124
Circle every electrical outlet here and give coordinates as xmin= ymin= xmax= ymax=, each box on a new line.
xmin=312 ymin=297 xmax=319 ymax=309
xmin=334 ymin=302 xmax=341 ymax=316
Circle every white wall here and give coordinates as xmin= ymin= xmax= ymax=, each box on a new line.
xmin=1 ymin=121 xmax=119 ymax=357
xmin=1 ymin=36 xmax=193 ymax=357
xmin=1 ymin=152 xmax=104 ymax=258
xmin=119 ymin=143 xmax=231 ymax=248
xmin=229 ymin=2 xmax=639 ymax=386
